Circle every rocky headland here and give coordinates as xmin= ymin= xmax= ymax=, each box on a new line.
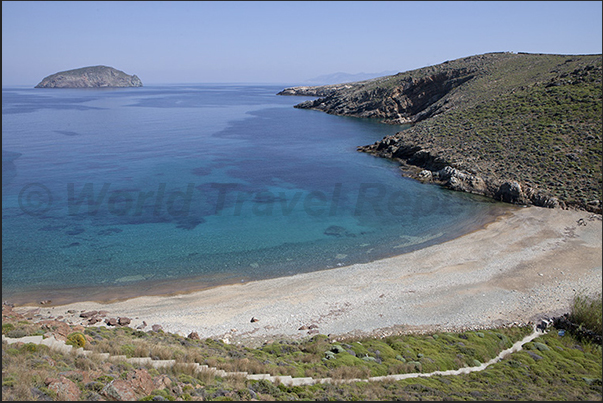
xmin=278 ymin=52 xmax=602 ymax=213
xmin=35 ymin=65 xmax=142 ymax=88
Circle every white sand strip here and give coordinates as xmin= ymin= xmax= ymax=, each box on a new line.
xmin=15 ymin=207 xmax=602 ymax=346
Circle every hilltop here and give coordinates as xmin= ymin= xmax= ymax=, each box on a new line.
xmin=34 ymin=66 xmax=142 ymax=88
xmin=279 ymin=52 xmax=602 ymax=212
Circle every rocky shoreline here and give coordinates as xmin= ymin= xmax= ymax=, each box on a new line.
xmin=278 ymin=52 xmax=602 ymax=213
xmin=357 ymin=137 xmax=561 ymax=210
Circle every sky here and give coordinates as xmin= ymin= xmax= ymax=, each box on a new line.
xmin=2 ymin=1 xmax=602 ymax=86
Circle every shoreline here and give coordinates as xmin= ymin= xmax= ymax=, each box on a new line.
xmin=3 ymin=201 xmax=509 ymax=307
xmin=10 ymin=206 xmax=602 ymax=347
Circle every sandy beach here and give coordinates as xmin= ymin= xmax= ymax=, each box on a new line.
xmin=13 ymin=206 xmax=602 ymax=347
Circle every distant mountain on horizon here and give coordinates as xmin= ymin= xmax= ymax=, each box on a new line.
xmin=304 ymin=70 xmax=399 ymax=85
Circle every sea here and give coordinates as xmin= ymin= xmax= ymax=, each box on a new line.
xmin=2 ymin=84 xmax=508 ymax=305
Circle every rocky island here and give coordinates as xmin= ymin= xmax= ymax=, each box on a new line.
xmin=34 ymin=65 xmax=142 ymax=88
xmin=279 ymin=52 xmax=602 ymax=213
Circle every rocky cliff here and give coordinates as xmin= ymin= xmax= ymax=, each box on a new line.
xmin=35 ymin=66 xmax=143 ymax=88
xmin=279 ymin=52 xmax=602 ymax=212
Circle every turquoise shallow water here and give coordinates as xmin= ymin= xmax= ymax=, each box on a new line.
xmin=2 ymin=85 xmax=506 ymax=304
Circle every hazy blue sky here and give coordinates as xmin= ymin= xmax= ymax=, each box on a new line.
xmin=2 ymin=1 xmax=602 ymax=86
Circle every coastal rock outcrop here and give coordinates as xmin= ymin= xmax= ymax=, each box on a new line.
xmin=358 ymin=140 xmax=561 ymax=209
xmin=277 ymin=83 xmax=361 ymax=97
xmin=35 ymin=66 xmax=142 ymax=88
xmin=288 ymin=69 xmax=475 ymax=124
xmin=280 ymin=52 xmax=602 ymax=212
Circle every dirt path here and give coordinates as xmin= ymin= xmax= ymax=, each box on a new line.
xmin=2 ymin=326 xmax=545 ymax=386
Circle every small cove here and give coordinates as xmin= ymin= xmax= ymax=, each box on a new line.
xmin=2 ymin=85 xmax=510 ymax=304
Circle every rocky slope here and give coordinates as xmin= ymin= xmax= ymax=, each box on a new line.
xmin=35 ymin=66 xmax=142 ymax=88
xmin=279 ymin=52 xmax=602 ymax=212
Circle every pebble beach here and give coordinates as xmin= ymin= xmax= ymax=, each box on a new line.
xmin=11 ymin=206 xmax=602 ymax=347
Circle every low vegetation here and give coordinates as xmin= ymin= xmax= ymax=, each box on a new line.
xmin=2 ymin=293 xmax=602 ymax=400
xmin=569 ymin=291 xmax=603 ymax=335
xmin=394 ymin=62 xmax=602 ymax=210
xmin=291 ymin=52 xmax=602 ymax=212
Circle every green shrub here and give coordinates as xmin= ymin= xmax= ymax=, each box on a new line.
xmin=120 ymin=344 xmax=136 ymax=357
xmin=569 ymin=291 xmax=602 ymax=334
xmin=178 ymin=374 xmax=198 ymax=385
xmin=21 ymin=343 xmax=39 ymax=353
xmin=66 ymin=332 xmax=86 ymax=348
xmin=95 ymin=374 xmax=116 ymax=384
xmin=2 ymin=323 xmax=15 ymax=334
xmin=2 ymin=376 xmax=16 ymax=387
xmin=6 ymin=329 xmax=28 ymax=338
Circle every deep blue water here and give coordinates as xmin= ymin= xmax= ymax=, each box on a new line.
xmin=2 ymin=84 xmax=506 ymax=304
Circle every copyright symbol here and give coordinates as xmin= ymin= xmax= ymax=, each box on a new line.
xmin=18 ymin=183 xmax=53 ymax=216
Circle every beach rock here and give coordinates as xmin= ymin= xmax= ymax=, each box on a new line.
xmin=88 ymin=317 xmax=102 ymax=325
xmin=151 ymin=324 xmax=163 ymax=332
xmin=45 ymin=376 xmax=81 ymax=401
xmin=298 ymin=325 xmax=308 ymax=330
xmin=35 ymin=66 xmax=143 ymax=88
xmin=118 ymin=317 xmax=131 ymax=326
xmin=187 ymin=331 xmax=200 ymax=340
xmin=250 ymin=317 xmax=260 ymax=323
xmin=496 ymin=180 xmax=523 ymax=204
xmin=105 ymin=318 xmax=118 ymax=326
xmin=80 ymin=311 xmax=98 ymax=318
xmin=418 ymin=169 xmax=433 ymax=181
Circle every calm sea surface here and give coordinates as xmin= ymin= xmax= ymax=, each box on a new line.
xmin=2 ymin=84 xmax=507 ymax=304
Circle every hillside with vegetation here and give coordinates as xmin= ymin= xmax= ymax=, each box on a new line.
xmin=2 ymin=291 xmax=601 ymax=401
xmin=279 ymin=52 xmax=602 ymax=213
